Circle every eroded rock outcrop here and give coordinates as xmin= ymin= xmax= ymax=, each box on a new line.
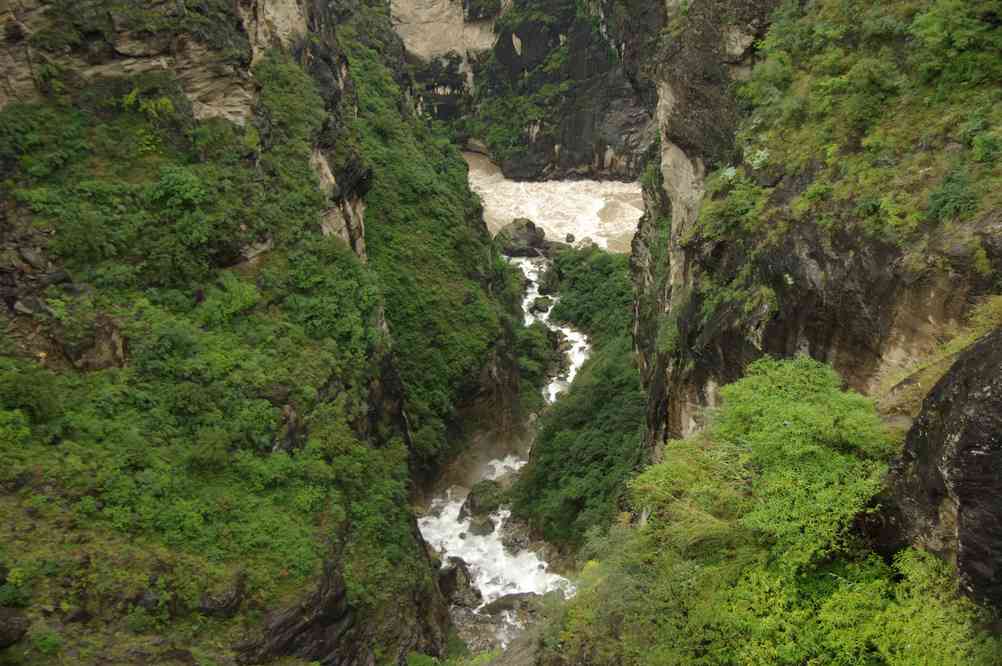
xmin=630 ymin=0 xmax=1000 ymax=450
xmin=889 ymin=328 xmax=1002 ymax=609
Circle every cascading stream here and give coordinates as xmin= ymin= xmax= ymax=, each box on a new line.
xmin=418 ymin=156 xmax=643 ymax=648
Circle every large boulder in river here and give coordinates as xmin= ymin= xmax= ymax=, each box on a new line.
xmin=530 ymin=297 xmax=553 ymax=314
xmin=459 ymin=480 xmax=505 ymax=520
xmin=888 ymin=328 xmax=1002 ymax=609
xmin=438 ymin=557 xmax=482 ymax=608
xmin=468 ymin=515 xmax=495 ymax=536
xmin=496 ymin=219 xmax=546 ymax=257
xmin=482 ymin=592 xmax=541 ymax=616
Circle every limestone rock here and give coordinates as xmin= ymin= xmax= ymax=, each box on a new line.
xmin=889 ymin=329 xmax=1002 ymax=609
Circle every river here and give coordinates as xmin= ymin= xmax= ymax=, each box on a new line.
xmin=417 ymin=156 xmax=643 ymax=649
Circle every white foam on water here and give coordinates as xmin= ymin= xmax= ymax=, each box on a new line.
xmin=418 ymin=495 xmax=574 ymax=608
xmin=418 ymin=174 xmax=605 ymax=648
xmin=465 ymin=152 xmax=643 ymax=253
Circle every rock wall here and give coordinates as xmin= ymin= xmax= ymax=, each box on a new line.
xmin=0 ymin=1 xmax=458 ymax=663
xmin=630 ymin=0 xmax=1001 ymax=449
xmin=468 ymin=0 xmax=656 ymax=180
xmin=888 ymin=328 xmax=1002 ymax=608
xmin=391 ymin=0 xmax=501 ymax=121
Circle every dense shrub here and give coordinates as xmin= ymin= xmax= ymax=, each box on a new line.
xmin=513 ymin=247 xmax=644 ymax=545
xmin=544 ymin=358 xmax=1002 ymax=665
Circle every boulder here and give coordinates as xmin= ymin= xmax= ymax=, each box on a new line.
xmin=482 ymin=592 xmax=540 ymax=616
xmin=438 ymin=558 xmax=482 ymax=608
xmin=0 ymin=607 xmax=29 ymax=649
xmin=496 ymin=219 xmax=546 ymax=257
xmin=565 ymin=234 xmax=575 ymax=243
xmin=541 ymin=240 xmax=573 ymax=258
xmin=459 ymin=480 xmax=504 ymax=520
xmin=468 ymin=515 xmax=495 ymax=536
xmin=530 ymin=297 xmax=553 ymax=314
xmin=537 ymin=266 xmax=559 ymax=296
xmin=889 ymin=328 xmax=1002 ymax=609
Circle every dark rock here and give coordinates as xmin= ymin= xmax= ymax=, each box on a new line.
xmin=537 ymin=266 xmax=559 ymax=296
xmin=481 ymin=0 xmax=657 ymax=180
xmin=237 ymin=551 xmax=449 ymax=665
xmin=565 ymin=234 xmax=575 ymax=243
xmin=17 ymin=247 xmax=46 ymax=270
xmin=482 ymin=592 xmax=540 ymax=616
xmin=42 ymin=270 xmax=72 ymax=286
xmin=198 ymin=571 xmax=247 ymax=618
xmin=438 ymin=557 xmax=482 ymax=608
xmin=468 ymin=515 xmax=495 ymax=536
xmin=0 ymin=607 xmax=29 ymax=649
xmin=65 ymin=607 xmax=93 ymax=624
xmin=496 ymin=218 xmax=546 ymax=257
xmin=888 ymin=328 xmax=1002 ymax=609
xmin=530 ymin=297 xmax=553 ymax=314
xmin=459 ymin=480 xmax=504 ymax=520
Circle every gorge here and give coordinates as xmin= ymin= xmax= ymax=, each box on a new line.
xmin=1 ymin=0 xmax=1002 ymax=665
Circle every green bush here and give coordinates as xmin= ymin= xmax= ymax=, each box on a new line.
xmin=513 ymin=247 xmax=644 ymax=545
xmin=543 ymin=358 xmax=1002 ymax=665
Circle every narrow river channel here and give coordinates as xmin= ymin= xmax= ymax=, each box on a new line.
xmin=417 ymin=156 xmax=643 ymax=649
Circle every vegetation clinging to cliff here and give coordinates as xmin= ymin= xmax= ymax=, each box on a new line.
xmin=512 ymin=248 xmax=644 ymax=545
xmin=543 ymin=358 xmax=1002 ymax=665
xmin=688 ymin=0 xmax=1002 ymax=336
xmin=339 ymin=0 xmax=520 ymax=471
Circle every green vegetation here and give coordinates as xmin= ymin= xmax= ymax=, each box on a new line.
xmin=512 ymin=248 xmax=645 ymax=545
xmin=338 ymin=1 xmax=520 ymax=470
xmin=691 ymin=0 xmax=1002 ymax=328
xmin=29 ymin=0 xmax=251 ymax=64
xmin=543 ymin=358 xmax=1002 ymax=665
xmin=0 ymin=2 xmax=517 ymax=653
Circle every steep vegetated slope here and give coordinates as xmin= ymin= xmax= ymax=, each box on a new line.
xmin=511 ymin=248 xmax=645 ymax=548
xmin=632 ymin=0 xmax=1002 ymax=443
xmin=499 ymin=0 xmax=1002 ymax=663
xmin=0 ymin=0 xmax=523 ymax=663
xmin=539 ymin=358 xmax=1002 ymax=665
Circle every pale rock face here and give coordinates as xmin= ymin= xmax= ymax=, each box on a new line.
xmin=0 ymin=0 xmax=311 ymax=122
xmin=390 ymin=0 xmax=497 ymax=61
xmin=237 ymin=0 xmax=309 ymax=64
xmin=312 ymin=149 xmax=368 ymax=260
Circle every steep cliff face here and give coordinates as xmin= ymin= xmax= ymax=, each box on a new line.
xmin=389 ymin=0 xmax=500 ymax=122
xmin=388 ymin=0 xmax=656 ymax=179
xmin=464 ymin=0 xmax=655 ymax=180
xmin=632 ymin=0 xmax=1002 ymax=448
xmin=631 ymin=0 xmax=779 ymax=446
xmin=889 ymin=328 xmax=1002 ymax=609
xmin=0 ymin=0 xmax=524 ymax=663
